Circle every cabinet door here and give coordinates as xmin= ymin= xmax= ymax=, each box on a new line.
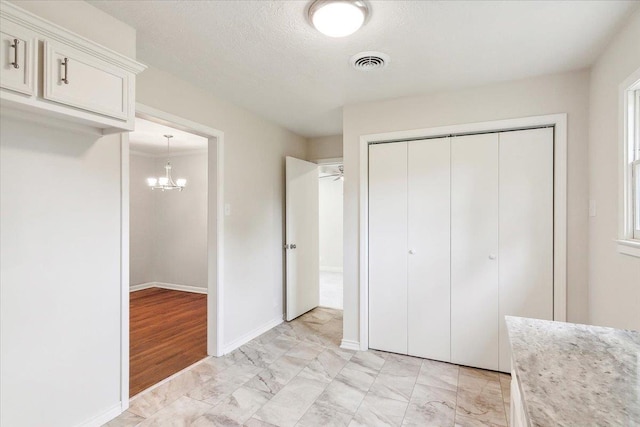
xmin=498 ymin=128 xmax=553 ymax=373
xmin=407 ymin=138 xmax=451 ymax=362
xmin=0 ymin=21 xmax=36 ymax=96
xmin=43 ymin=40 xmax=130 ymax=120
xmin=451 ymin=133 xmax=499 ymax=371
xmin=369 ymin=142 xmax=408 ymax=354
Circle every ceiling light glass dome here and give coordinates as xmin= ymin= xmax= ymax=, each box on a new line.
xmin=309 ymin=0 xmax=369 ymax=38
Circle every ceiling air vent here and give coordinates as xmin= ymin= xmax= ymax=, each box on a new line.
xmin=351 ymin=51 xmax=390 ymax=71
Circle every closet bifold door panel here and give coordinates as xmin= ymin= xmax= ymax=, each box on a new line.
xmin=498 ymin=128 xmax=554 ymax=372
xmin=451 ymin=133 xmax=499 ymax=371
xmin=369 ymin=142 xmax=409 ymax=354
xmin=407 ymin=138 xmax=451 ymax=362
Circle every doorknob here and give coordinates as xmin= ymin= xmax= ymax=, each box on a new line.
xmin=489 ymin=254 xmax=496 ymax=260
xmin=408 ymin=249 xmax=416 ymax=255
xmin=291 ymin=244 xmax=297 ymax=249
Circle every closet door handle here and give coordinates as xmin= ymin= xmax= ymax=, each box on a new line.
xmin=10 ymin=39 xmax=19 ymax=69
xmin=489 ymin=254 xmax=496 ymax=260
xmin=408 ymin=249 xmax=416 ymax=255
xmin=61 ymin=57 xmax=69 ymax=84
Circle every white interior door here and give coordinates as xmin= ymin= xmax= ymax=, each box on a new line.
xmin=451 ymin=133 xmax=499 ymax=371
xmin=368 ymin=142 xmax=408 ymax=354
xmin=285 ymin=156 xmax=319 ymax=321
xmin=407 ymin=138 xmax=451 ymax=362
xmin=498 ymin=128 xmax=554 ymax=372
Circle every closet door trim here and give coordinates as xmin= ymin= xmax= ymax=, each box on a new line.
xmin=356 ymin=113 xmax=567 ymax=352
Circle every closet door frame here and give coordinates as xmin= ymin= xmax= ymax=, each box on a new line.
xmin=357 ymin=113 xmax=567 ymax=352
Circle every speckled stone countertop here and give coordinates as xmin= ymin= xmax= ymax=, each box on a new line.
xmin=506 ymin=316 xmax=640 ymax=427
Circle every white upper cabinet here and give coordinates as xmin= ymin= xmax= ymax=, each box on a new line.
xmin=0 ymin=20 xmax=37 ymax=96
xmin=0 ymin=1 xmax=146 ymax=131
xmin=44 ymin=40 xmax=131 ymax=121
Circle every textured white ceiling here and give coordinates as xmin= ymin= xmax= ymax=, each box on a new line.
xmin=130 ymin=118 xmax=208 ymax=155
xmin=91 ymin=0 xmax=638 ymax=137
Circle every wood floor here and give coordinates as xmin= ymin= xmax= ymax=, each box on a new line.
xmin=130 ymin=288 xmax=207 ymax=396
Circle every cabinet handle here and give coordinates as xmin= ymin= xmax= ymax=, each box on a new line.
xmin=10 ymin=39 xmax=19 ymax=69
xmin=61 ymin=57 xmax=69 ymax=84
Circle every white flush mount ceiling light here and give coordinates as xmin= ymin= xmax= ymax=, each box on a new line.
xmin=147 ymin=135 xmax=187 ymax=191
xmin=309 ymin=0 xmax=369 ymax=37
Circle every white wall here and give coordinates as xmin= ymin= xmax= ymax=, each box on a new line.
xmin=308 ymin=135 xmax=343 ymax=161
xmin=0 ymin=118 xmax=123 ymax=427
xmin=319 ymin=175 xmax=343 ymax=272
xmin=588 ymin=10 xmax=640 ymax=330
xmin=130 ymin=151 xmax=208 ymax=288
xmin=0 ymin=3 xmax=136 ymax=427
xmin=130 ymin=153 xmax=156 ymax=285
xmin=156 ymin=153 xmax=208 ymax=287
xmin=136 ymin=67 xmax=308 ymax=349
xmin=342 ymin=70 xmax=591 ymax=345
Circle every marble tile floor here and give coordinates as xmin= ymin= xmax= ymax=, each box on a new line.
xmin=106 ymin=307 xmax=510 ymax=427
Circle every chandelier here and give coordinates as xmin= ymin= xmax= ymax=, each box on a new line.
xmin=146 ymin=135 xmax=186 ymax=191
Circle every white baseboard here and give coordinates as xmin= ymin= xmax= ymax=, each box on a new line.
xmin=129 ymin=282 xmax=155 ymax=292
xmin=340 ymin=339 xmax=361 ymax=351
xmin=74 ymin=403 xmax=122 ymax=427
xmin=222 ymin=316 xmax=283 ymax=354
xmin=130 ymin=282 xmax=207 ymax=294
xmin=320 ymin=266 xmax=343 ymax=273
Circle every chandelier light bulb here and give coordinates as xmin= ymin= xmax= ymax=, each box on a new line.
xmin=176 ymin=178 xmax=187 ymax=187
xmin=158 ymin=177 xmax=169 ymax=186
xmin=310 ymin=1 xmax=368 ymax=38
xmin=147 ymin=177 xmax=158 ymax=187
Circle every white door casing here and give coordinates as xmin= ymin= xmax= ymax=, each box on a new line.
xmin=407 ymin=138 xmax=451 ymax=362
xmin=285 ymin=156 xmax=319 ymax=321
xmin=368 ymin=142 xmax=408 ymax=354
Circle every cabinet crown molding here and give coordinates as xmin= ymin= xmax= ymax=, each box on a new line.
xmin=0 ymin=0 xmax=146 ymax=74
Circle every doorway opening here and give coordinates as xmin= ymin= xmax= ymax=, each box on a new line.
xmin=318 ymin=163 xmax=343 ymax=309
xmin=121 ymin=107 xmax=224 ymax=403
xmin=128 ymin=117 xmax=208 ymax=396
xmin=283 ymin=156 xmax=344 ymax=323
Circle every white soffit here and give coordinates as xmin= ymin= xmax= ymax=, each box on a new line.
xmin=90 ymin=1 xmax=639 ymax=137
xmin=129 ymin=117 xmax=208 ymax=155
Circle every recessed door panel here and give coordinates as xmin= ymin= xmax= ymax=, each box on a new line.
xmin=498 ymin=128 xmax=554 ymax=373
xmin=451 ymin=133 xmax=499 ymax=371
xmin=407 ymin=137 xmax=451 ymax=361
xmin=369 ymin=142 xmax=408 ymax=354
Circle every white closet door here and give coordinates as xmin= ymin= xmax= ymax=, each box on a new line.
xmin=451 ymin=133 xmax=499 ymax=371
xmin=498 ymin=128 xmax=554 ymax=372
xmin=369 ymin=142 xmax=408 ymax=354
xmin=408 ymin=138 xmax=451 ymax=361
